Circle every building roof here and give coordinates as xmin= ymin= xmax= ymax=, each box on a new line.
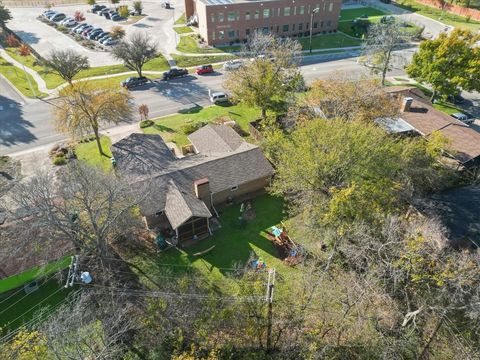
xmin=188 ymin=124 xmax=253 ymax=153
xmin=418 ymin=185 xmax=480 ymax=248
xmin=112 ymin=127 xmax=274 ymax=217
xmin=375 ymin=117 xmax=415 ymax=134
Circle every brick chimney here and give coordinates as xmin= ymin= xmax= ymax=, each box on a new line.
xmin=402 ymin=97 xmax=413 ymax=112
xmin=193 ymin=178 xmax=212 ymax=208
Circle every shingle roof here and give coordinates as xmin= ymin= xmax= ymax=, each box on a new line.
xmin=188 ymin=124 xmax=254 ymax=153
xmin=164 ymin=180 xmax=212 ymax=229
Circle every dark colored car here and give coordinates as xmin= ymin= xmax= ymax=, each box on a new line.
xmin=447 ymin=93 xmax=465 ymax=104
xmin=104 ymin=11 xmax=117 ymax=19
xmin=121 ymin=76 xmax=148 ymax=89
xmin=82 ymin=26 xmax=95 ymax=36
xmin=195 ymin=64 xmax=214 ymax=75
xmin=92 ymin=4 xmax=106 ymax=13
xmin=111 ymin=14 xmax=124 ymax=21
xmin=50 ymin=13 xmax=66 ymax=22
xmin=96 ymin=31 xmax=110 ymax=41
xmin=88 ymin=28 xmax=103 ymax=40
xmin=99 ymin=8 xmax=110 ymax=16
xmin=163 ymin=68 xmax=188 ymax=80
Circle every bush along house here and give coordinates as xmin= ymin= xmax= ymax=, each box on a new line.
xmin=111 ymin=124 xmax=274 ymax=244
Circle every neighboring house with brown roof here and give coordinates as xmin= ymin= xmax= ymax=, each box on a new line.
xmin=381 ymin=87 xmax=480 ymax=173
xmin=111 ymin=125 xmax=274 ymax=242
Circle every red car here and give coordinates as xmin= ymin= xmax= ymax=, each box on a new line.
xmin=195 ymin=64 xmax=214 ymax=75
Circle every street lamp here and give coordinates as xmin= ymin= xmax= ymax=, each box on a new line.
xmin=309 ymin=7 xmax=320 ymax=54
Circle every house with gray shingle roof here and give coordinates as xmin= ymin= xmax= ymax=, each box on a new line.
xmin=111 ymin=125 xmax=274 ymax=242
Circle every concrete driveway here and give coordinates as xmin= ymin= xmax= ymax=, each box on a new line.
xmin=7 ymin=0 xmax=184 ymax=65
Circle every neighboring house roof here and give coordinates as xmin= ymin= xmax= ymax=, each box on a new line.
xmin=188 ymin=124 xmax=253 ymax=153
xmin=111 ymin=127 xmax=274 ymax=218
xmin=375 ymin=117 xmax=415 ymax=134
xmin=164 ymin=180 xmax=212 ymax=229
xmin=418 ymin=185 xmax=480 ymax=248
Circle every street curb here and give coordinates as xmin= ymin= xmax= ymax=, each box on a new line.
xmin=0 ymin=73 xmax=30 ymax=103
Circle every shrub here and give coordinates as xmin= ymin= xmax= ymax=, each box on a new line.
xmin=181 ymin=121 xmax=208 ymax=135
xmin=110 ymin=26 xmax=126 ymax=40
xmin=87 ymin=0 xmax=96 ymax=5
xmin=5 ymin=34 xmax=19 ymax=47
xmin=139 ymin=119 xmax=154 ymax=128
xmin=58 ymin=25 xmax=69 ymax=33
xmin=74 ymin=11 xmax=86 ymax=22
xmin=53 ymin=155 xmax=67 ymax=165
xmin=133 ymin=0 xmax=143 ymax=15
xmin=118 ymin=5 xmax=129 ymax=18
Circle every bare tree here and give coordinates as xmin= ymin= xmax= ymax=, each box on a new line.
xmin=44 ymin=49 xmax=90 ymax=85
xmin=361 ymin=21 xmax=407 ymax=85
xmin=112 ymin=32 xmax=158 ymax=77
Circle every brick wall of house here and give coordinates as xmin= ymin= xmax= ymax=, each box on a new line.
xmin=193 ymin=0 xmax=342 ymax=45
xmin=415 ymin=0 xmax=480 ymax=21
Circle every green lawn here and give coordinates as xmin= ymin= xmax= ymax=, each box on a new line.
xmin=339 ymin=7 xmax=387 ymax=21
xmin=175 ymin=13 xmax=187 ymax=24
xmin=177 ymin=35 xmax=225 ymax=54
xmin=75 ymin=136 xmax=113 ymax=171
xmin=395 ymin=0 xmax=480 ymax=31
xmin=0 ymin=279 xmax=74 ymax=333
xmin=143 ymin=103 xmax=261 ymax=147
xmin=0 ymin=256 xmax=71 ymax=294
xmin=172 ymin=54 xmax=236 ymax=68
xmin=82 ymin=73 xmax=157 ymax=89
xmin=433 ymin=101 xmax=463 ymax=115
xmin=174 ymin=26 xmax=194 ymax=34
xmin=128 ymin=194 xmax=296 ymax=289
xmin=142 ymin=54 xmax=170 ymax=71
xmin=0 ymin=57 xmax=47 ymax=98
xmin=298 ymin=32 xmax=363 ymax=49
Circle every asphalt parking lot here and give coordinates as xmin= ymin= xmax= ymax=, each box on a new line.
xmin=7 ymin=0 xmax=183 ymax=66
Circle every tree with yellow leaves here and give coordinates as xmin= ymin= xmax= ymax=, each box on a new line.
xmin=0 ymin=329 xmax=50 ymax=360
xmin=54 ymin=82 xmax=133 ymax=156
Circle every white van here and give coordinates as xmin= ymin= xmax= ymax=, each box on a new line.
xmin=209 ymin=91 xmax=229 ymax=104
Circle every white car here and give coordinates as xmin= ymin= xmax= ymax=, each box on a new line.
xmin=61 ymin=18 xmax=77 ymax=27
xmin=222 ymin=60 xmax=243 ymax=71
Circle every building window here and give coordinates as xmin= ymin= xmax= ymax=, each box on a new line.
xmin=276 ymin=25 xmax=279 ymax=32
xmin=228 ymin=29 xmax=235 ymax=38
xmin=210 ymin=13 xmax=215 ymax=22
xmin=263 ymin=8 xmax=270 ymax=18
xmin=298 ymin=23 xmax=303 ymax=31
xmin=306 ymin=22 xmax=309 ymax=30
xmin=329 ymin=2 xmax=333 ymax=11
xmin=230 ymin=186 xmax=238 ymax=191
xmin=283 ymin=7 xmax=290 ymax=16
xmin=155 ymin=211 xmax=163 ymax=217
xmin=254 ymin=10 xmax=259 ymax=19
xmin=313 ymin=22 xmax=318 ymax=29
xmin=292 ymin=23 xmax=295 ymax=31
xmin=320 ymin=20 xmax=324 ymax=28
xmin=218 ymin=12 xmax=224 ymax=22
xmin=299 ymin=5 xmax=305 ymax=14
xmin=246 ymin=28 xmax=250 ymax=36
xmin=262 ymin=26 xmax=269 ymax=34
xmin=228 ymin=11 xmax=236 ymax=21
xmin=245 ymin=11 xmax=250 ymax=20
xmin=219 ymin=30 xmax=224 ymax=39
xmin=282 ymin=24 xmax=289 ymax=32
xmin=327 ymin=20 xmax=331 ymax=27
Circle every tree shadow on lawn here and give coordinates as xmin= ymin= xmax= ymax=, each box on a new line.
xmin=153 ymin=123 xmax=175 ymax=132
xmin=185 ymin=195 xmax=286 ymax=276
xmin=178 ymin=104 xmax=203 ymax=114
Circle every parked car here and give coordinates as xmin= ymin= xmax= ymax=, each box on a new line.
xmin=81 ymin=26 xmax=95 ymax=36
xmin=121 ymin=76 xmax=148 ymax=89
xmin=209 ymin=91 xmax=229 ymax=104
xmin=447 ymin=93 xmax=465 ymax=104
xmin=222 ymin=60 xmax=243 ymax=71
xmin=99 ymin=36 xmax=112 ymax=44
xmin=91 ymin=4 xmax=106 ymax=13
xmin=451 ymin=112 xmax=475 ymax=125
xmin=73 ymin=23 xmax=88 ymax=33
xmin=99 ymin=8 xmax=110 ymax=16
xmin=103 ymin=38 xmax=118 ymax=46
xmin=42 ymin=10 xmax=56 ymax=18
xmin=88 ymin=28 xmax=103 ymax=40
xmin=104 ymin=10 xmax=117 ymax=19
xmin=195 ymin=64 xmax=214 ymax=75
xmin=96 ymin=31 xmax=110 ymax=41
xmin=50 ymin=13 xmax=66 ymax=22
xmin=162 ymin=68 xmax=188 ymax=80
xmin=161 ymin=2 xmax=171 ymax=9
xmin=61 ymin=18 xmax=77 ymax=27
xmin=111 ymin=13 xmax=124 ymax=21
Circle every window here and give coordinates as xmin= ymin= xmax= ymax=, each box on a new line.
xmin=283 ymin=7 xmax=290 ymax=16
xmin=155 ymin=211 xmax=163 ymax=217
xmin=254 ymin=10 xmax=259 ymax=19
xmin=282 ymin=24 xmax=289 ymax=32
xmin=218 ymin=12 xmax=224 ymax=22
xmin=228 ymin=29 xmax=235 ymax=38
xmin=313 ymin=22 xmax=318 ymax=29
xmin=306 ymin=22 xmax=309 ymax=30
xmin=292 ymin=23 xmax=295 ymax=31
xmin=246 ymin=28 xmax=250 ymax=36
xmin=326 ymin=20 xmax=331 ymax=27
xmin=329 ymin=2 xmax=333 ymax=11
xmin=228 ymin=11 xmax=236 ymax=21
xmin=298 ymin=23 xmax=303 ymax=31
xmin=263 ymin=8 xmax=270 ymax=18
xmin=210 ymin=13 xmax=215 ymax=22
xmin=299 ymin=5 xmax=305 ymax=14
xmin=276 ymin=25 xmax=279 ymax=32
xmin=219 ymin=30 xmax=224 ymax=39
xmin=320 ymin=20 xmax=324 ymax=28
xmin=262 ymin=26 xmax=269 ymax=34
xmin=230 ymin=186 xmax=238 ymax=191
xmin=245 ymin=11 xmax=250 ymax=20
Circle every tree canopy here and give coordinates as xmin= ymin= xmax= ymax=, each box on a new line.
xmin=0 ymin=2 xmax=12 ymax=28
xmin=111 ymin=32 xmax=158 ymax=77
xmin=406 ymin=28 xmax=480 ymax=101
xmin=44 ymin=49 xmax=90 ymax=85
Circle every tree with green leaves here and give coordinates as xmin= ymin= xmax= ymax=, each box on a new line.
xmin=44 ymin=49 xmax=89 ymax=85
xmin=406 ymin=28 xmax=480 ymax=101
xmin=112 ymin=32 xmax=158 ymax=77
xmin=0 ymin=1 xmax=12 ymax=29
xmin=224 ymin=32 xmax=304 ymax=121
xmin=133 ymin=0 xmax=143 ymax=15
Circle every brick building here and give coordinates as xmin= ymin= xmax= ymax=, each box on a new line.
xmin=185 ymin=0 xmax=342 ymax=45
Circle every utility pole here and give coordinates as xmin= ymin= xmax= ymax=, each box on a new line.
xmin=265 ymin=268 xmax=275 ymax=352
xmin=65 ymin=255 xmax=79 ymax=288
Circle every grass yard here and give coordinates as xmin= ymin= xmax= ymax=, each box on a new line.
xmin=175 ymin=13 xmax=187 ymax=24
xmin=177 ymin=35 xmax=225 ymax=54
xmin=339 ymin=7 xmax=387 ymax=21
xmin=0 ymin=57 xmax=47 ymax=98
xmin=142 ymin=54 xmax=170 ymax=71
xmin=174 ymin=26 xmax=194 ymax=34
xmin=172 ymin=54 xmax=236 ymax=68
xmin=395 ymin=0 xmax=480 ymax=31
xmin=433 ymin=101 xmax=463 ymax=115
xmin=0 ymin=279 xmax=74 ymax=333
xmin=0 ymin=256 xmax=71 ymax=294
xmin=75 ymin=136 xmax=113 ymax=171
xmin=128 ymin=194 xmax=296 ymax=290
xmin=142 ymin=103 xmax=261 ymax=147
xmin=298 ymin=32 xmax=363 ymax=49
